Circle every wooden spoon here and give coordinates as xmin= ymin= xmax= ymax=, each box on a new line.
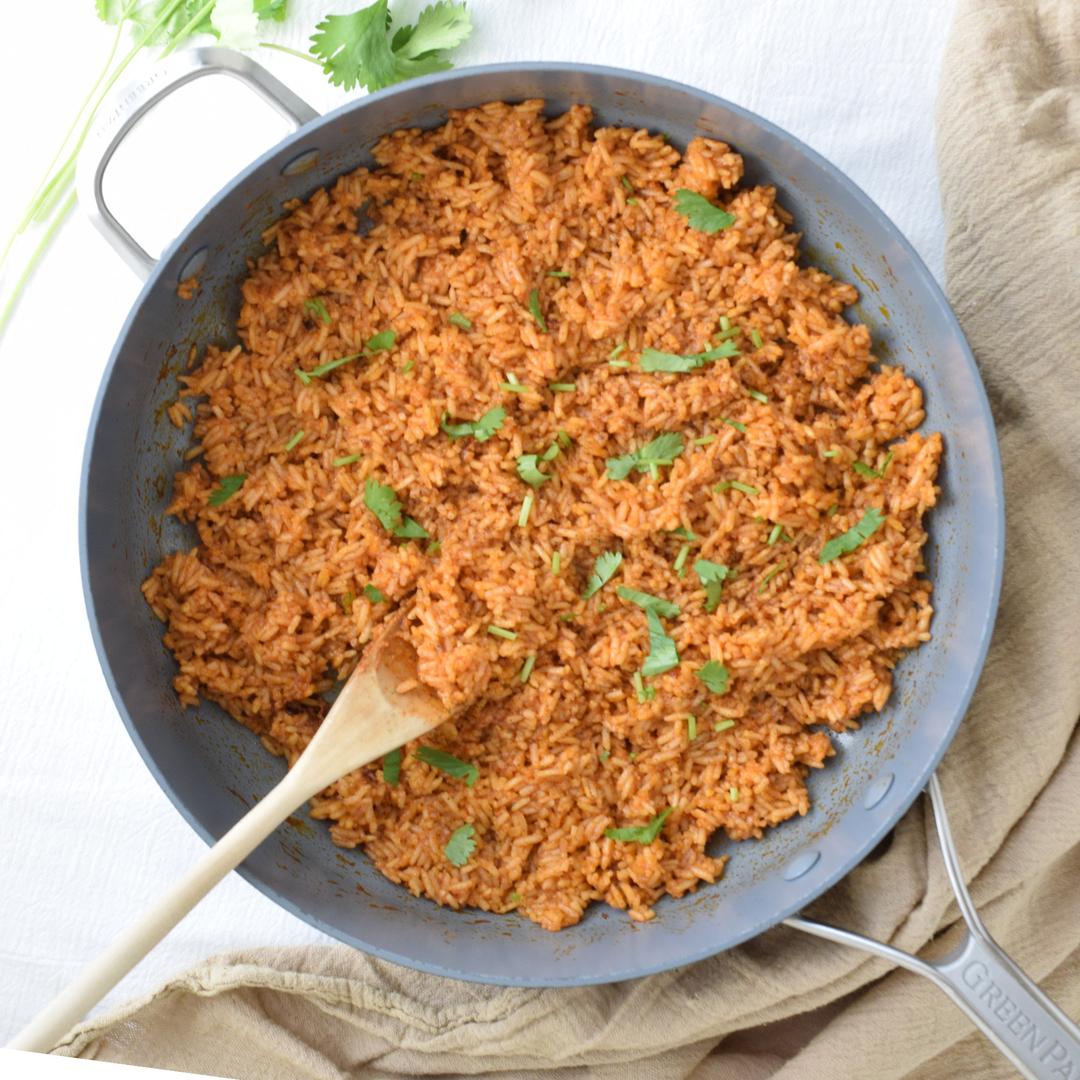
xmin=9 ymin=612 xmax=447 ymax=1053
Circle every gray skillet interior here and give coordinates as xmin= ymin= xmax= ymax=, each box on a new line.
xmin=81 ymin=62 xmax=1004 ymax=986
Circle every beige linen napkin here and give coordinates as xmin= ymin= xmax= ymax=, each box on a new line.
xmin=56 ymin=0 xmax=1080 ymax=1075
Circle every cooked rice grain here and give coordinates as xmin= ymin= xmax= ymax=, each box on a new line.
xmin=142 ymin=101 xmax=941 ymax=931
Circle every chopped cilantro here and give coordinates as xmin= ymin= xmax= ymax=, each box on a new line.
xmin=673 ymin=188 xmax=736 ymax=233
xmin=609 ymin=342 xmax=627 ymax=360
xmin=696 ymin=661 xmax=731 ymax=695
xmin=620 ymin=174 xmax=633 ymax=193
xmin=410 ymin=171 xmax=423 ymax=181
xmin=693 ymin=560 xmax=731 ymax=613
xmin=632 ymin=669 xmax=656 ymax=702
xmin=722 ymin=418 xmax=747 ymax=433
xmin=616 ymin=587 xmax=681 ymax=617
xmin=365 ymin=329 xmax=396 ymax=353
xmin=750 ymin=328 xmax=763 ymax=349
xmin=551 ymin=551 xmax=562 ymax=574
xmin=283 ymin=430 xmax=304 ymax=452
xmin=583 ymin=551 xmax=623 ymax=599
xmin=382 ymin=747 xmax=402 ymax=786
xmin=519 ymin=654 xmax=537 ymax=684
xmin=444 ymin=823 xmax=476 ymax=866
xmin=487 ymin=624 xmax=517 ymax=640
xmin=304 ymin=298 xmax=331 ymax=325
xmin=604 ymin=806 xmax=672 ymax=844
xmin=767 ymin=523 xmax=792 ymax=545
xmin=527 ymin=288 xmax=547 ymax=333
xmin=598 ymin=749 xmax=611 ymax=762
xmin=448 ymin=312 xmax=473 ymax=330
xmin=819 ymin=507 xmax=885 ymax=563
xmin=694 ymin=434 xmax=717 ymax=447
xmin=674 ymin=543 xmax=691 ymax=577
xmin=546 ymin=269 xmax=571 ymax=278
xmin=669 ymin=526 xmax=697 ymax=540
xmin=639 ymin=339 xmax=739 ymax=373
xmin=826 ymin=503 xmax=840 ymax=517
xmin=642 ymin=609 xmax=679 ymax=677
xmin=363 ymin=584 xmax=385 ymax=603
xmin=401 ymin=359 xmax=415 ymax=375
xmin=440 ymin=405 xmax=505 ymax=442
xmin=608 ymin=359 xmax=631 ymax=369
xmin=417 ymin=746 xmax=479 ymax=787
xmin=426 ymin=539 xmax=442 ymax=556
xmin=341 ymin=591 xmax=355 ymax=614
xmin=714 ymin=718 xmax=736 ymax=733
xmin=626 ymin=197 xmax=638 ymax=206
xmin=757 ymin=561 xmax=787 ymax=594
xmin=549 ymin=382 xmax=576 ymax=392
xmin=518 ymin=492 xmax=534 ymax=526
xmin=746 ymin=388 xmax=769 ymax=403
xmin=363 ymin=477 xmax=428 ymax=539
xmin=208 ymin=474 xmax=245 ymax=506
xmin=728 ymin=787 xmax=740 ymax=802
xmin=822 ymin=449 xmax=840 ymax=458
xmin=715 ymin=480 xmax=759 ymax=496
xmin=499 ymin=380 xmax=532 ymax=394
xmin=687 ymin=714 xmax=698 ymax=740
xmin=607 ymin=432 xmax=685 ymax=481
xmin=516 ymin=454 xmax=550 ymax=488
xmin=333 ymin=454 xmax=361 ymax=467
xmin=852 ymin=452 xmax=894 ymax=479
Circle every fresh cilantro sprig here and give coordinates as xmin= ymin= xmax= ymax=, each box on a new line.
xmin=444 ymin=823 xmax=476 ymax=866
xmin=639 ymin=340 xmax=740 ymax=373
xmin=616 ymin=587 xmax=680 ymax=618
xmin=607 ymin=432 xmax=685 ymax=481
xmin=416 ymin=746 xmax=479 ymax=786
xmin=604 ymin=807 xmax=672 ymax=844
xmin=643 ymin=609 xmax=680 ymax=676
xmin=693 ymin=560 xmax=731 ymax=613
xmin=696 ymin=660 xmax=731 ymax=695
xmin=673 ymin=189 xmax=736 ymax=233
xmin=311 ymin=1 xmax=473 ymax=93
xmin=364 ymin=477 xmax=429 ymax=539
xmin=208 ymin=473 xmax=246 ymax=506
xmin=819 ymin=507 xmax=885 ymax=563
xmin=441 ymin=405 xmax=505 ymax=442
xmin=583 ymin=551 xmax=623 ymax=600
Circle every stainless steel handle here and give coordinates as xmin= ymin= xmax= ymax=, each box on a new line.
xmin=75 ymin=46 xmax=318 ymax=279
xmin=787 ymin=773 xmax=1080 ymax=1079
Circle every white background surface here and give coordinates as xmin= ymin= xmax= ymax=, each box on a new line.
xmin=0 ymin=0 xmax=955 ymax=1048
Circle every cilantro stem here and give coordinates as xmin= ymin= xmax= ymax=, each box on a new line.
xmin=160 ymin=0 xmax=216 ymax=57
xmin=259 ymin=42 xmax=324 ymax=65
xmin=0 ymin=192 xmax=77 ymax=338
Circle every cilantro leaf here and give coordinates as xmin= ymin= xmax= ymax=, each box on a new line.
xmin=311 ymin=1 xmax=472 ymax=93
xmin=604 ymin=806 xmax=672 ymax=844
xmin=696 ymin=660 xmax=731 ymax=695
xmin=441 ymin=405 xmax=505 ymax=442
xmin=364 ymin=477 xmax=428 ymax=538
xmin=632 ymin=670 xmax=656 ymax=702
xmin=583 ymin=551 xmax=623 ymax=599
xmin=304 ymin=298 xmax=331 ymax=325
xmin=642 ymin=609 xmax=680 ymax=676
xmin=673 ymin=188 xmax=736 ymax=233
xmin=416 ymin=746 xmax=479 ymax=787
xmin=616 ymin=586 xmax=681 ymax=618
xmin=382 ymin=747 xmax=402 ymax=786
xmin=363 ymin=584 xmax=385 ymax=603
xmin=365 ymin=329 xmax=396 ymax=353
xmin=253 ymin=0 xmax=288 ymax=20
xmin=639 ymin=339 xmax=740 ymax=373
xmin=448 ymin=311 xmax=472 ymax=330
xmin=444 ymin=823 xmax=476 ymax=866
xmin=693 ymin=559 xmax=731 ymax=613
xmin=819 ymin=507 xmax=886 ymax=564
xmin=516 ymin=454 xmax=549 ymax=488
xmin=852 ymin=452 xmax=894 ymax=479
xmin=606 ymin=432 xmax=685 ymax=481
xmin=208 ymin=474 xmax=245 ymax=506
xmin=528 ymin=288 xmax=547 ymax=333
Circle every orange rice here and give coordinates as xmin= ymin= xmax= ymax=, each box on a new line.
xmin=142 ymin=100 xmax=941 ymax=931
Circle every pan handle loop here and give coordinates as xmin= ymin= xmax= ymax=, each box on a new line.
xmin=75 ymin=47 xmax=319 ymax=279
xmin=785 ymin=773 xmax=1080 ymax=1080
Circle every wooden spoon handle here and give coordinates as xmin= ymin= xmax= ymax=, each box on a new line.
xmin=7 ymin=765 xmax=321 ymax=1053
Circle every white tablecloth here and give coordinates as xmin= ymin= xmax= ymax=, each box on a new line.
xmin=0 ymin=0 xmax=955 ymax=1041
